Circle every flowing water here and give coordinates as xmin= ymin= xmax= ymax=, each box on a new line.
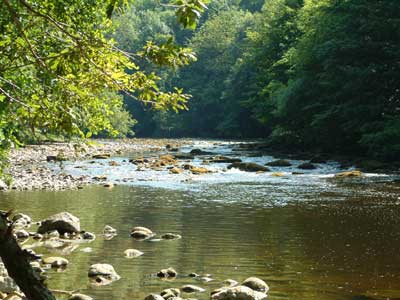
xmin=1 ymin=140 xmax=400 ymax=300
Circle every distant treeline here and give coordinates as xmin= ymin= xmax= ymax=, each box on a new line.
xmin=114 ymin=0 xmax=400 ymax=160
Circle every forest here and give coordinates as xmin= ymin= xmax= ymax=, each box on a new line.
xmin=116 ymin=0 xmax=400 ymax=161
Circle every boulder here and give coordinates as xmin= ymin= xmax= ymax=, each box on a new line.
xmin=241 ymin=277 xmax=269 ymax=293
xmin=211 ymin=286 xmax=267 ymax=300
xmin=297 ymin=162 xmax=316 ymax=170
xmin=42 ymin=257 xmax=69 ymax=268
xmin=124 ymin=249 xmax=144 ymax=258
xmin=88 ymin=263 xmax=120 ymax=285
xmin=37 ymin=212 xmax=80 ymax=234
xmin=265 ymin=159 xmax=291 ymax=167
xmin=334 ymin=170 xmax=362 ymax=178
xmin=12 ymin=213 xmax=32 ymax=224
xmin=145 ymin=294 xmax=165 ymax=300
xmin=0 ymin=263 xmax=19 ymax=293
xmin=159 ymin=155 xmax=177 ymax=164
xmin=157 ymin=267 xmax=177 ymax=278
xmin=68 ymin=294 xmax=93 ymax=300
xmin=227 ymin=163 xmax=269 ymax=172
xmin=181 ymin=285 xmax=205 ymax=293
xmin=188 ymin=272 xmax=200 ymax=277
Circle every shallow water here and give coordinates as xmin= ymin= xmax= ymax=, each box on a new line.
xmin=1 ymin=141 xmax=400 ymax=300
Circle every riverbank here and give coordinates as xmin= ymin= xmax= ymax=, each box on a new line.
xmin=0 ymin=139 xmax=191 ymax=191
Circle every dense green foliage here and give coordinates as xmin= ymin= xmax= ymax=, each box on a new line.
xmin=121 ymin=0 xmax=399 ymax=160
xmin=0 ymin=0 xmax=208 ymax=176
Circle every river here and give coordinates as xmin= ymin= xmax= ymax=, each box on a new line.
xmin=1 ymin=140 xmax=400 ymax=300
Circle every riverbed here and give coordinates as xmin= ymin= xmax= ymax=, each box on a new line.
xmin=1 ymin=140 xmax=400 ymax=300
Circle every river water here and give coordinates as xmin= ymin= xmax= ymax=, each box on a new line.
xmin=1 ymin=140 xmax=400 ymax=300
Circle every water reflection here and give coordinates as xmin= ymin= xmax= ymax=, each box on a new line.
xmin=1 ymin=181 xmax=400 ymax=300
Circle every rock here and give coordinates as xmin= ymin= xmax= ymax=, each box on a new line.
xmin=37 ymin=212 xmax=80 ymax=234
xmin=130 ymin=158 xmax=148 ymax=165
xmin=45 ymin=230 xmax=60 ymax=238
xmin=188 ymin=272 xmax=200 ymax=277
xmin=103 ymin=225 xmax=117 ymax=235
xmin=68 ymin=293 xmax=93 ymax=300
xmin=241 ymin=277 xmax=269 ymax=293
xmin=82 ymin=232 xmax=96 ymax=240
xmin=161 ymin=288 xmax=180 ymax=299
xmin=14 ymin=229 xmax=30 ymax=239
xmin=88 ymin=263 xmax=120 ymax=285
xmin=191 ymin=166 xmax=211 ymax=175
xmin=266 ymin=159 xmax=291 ymax=167
xmin=190 ymin=149 xmax=213 ymax=155
xmin=131 ymin=226 xmax=153 ymax=238
xmin=42 ymin=256 xmax=69 ymax=268
xmin=103 ymin=182 xmax=114 ymax=188
xmin=161 ymin=233 xmax=182 ymax=240
xmin=182 ymin=285 xmax=205 ymax=293
xmin=157 ymin=267 xmax=177 ymax=278
xmin=227 ymin=163 xmax=269 ymax=172
xmin=145 ymin=294 xmax=165 ymax=300
xmin=298 ymin=162 xmax=316 ymax=170
xmin=270 ymin=172 xmax=284 ymax=177
xmin=124 ymin=249 xmax=144 ymax=258
xmin=211 ymin=286 xmax=267 ymax=300
xmin=108 ymin=161 xmax=120 ymax=167
xmin=92 ymin=154 xmax=111 ymax=159
xmin=0 ymin=180 xmax=7 ymax=191
xmin=334 ymin=170 xmax=362 ymax=178
xmin=0 ymin=263 xmax=20 ymax=293
xmin=223 ymin=279 xmax=238 ymax=287
xmin=12 ymin=213 xmax=32 ymax=224
xmin=159 ymin=155 xmax=177 ymax=164
xmin=170 ymin=167 xmax=183 ymax=174
xmin=210 ymin=156 xmax=242 ymax=163
xmin=292 ymin=172 xmax=304 ymax=175
xmin=32 ymin=233 xmax=43 ymax=240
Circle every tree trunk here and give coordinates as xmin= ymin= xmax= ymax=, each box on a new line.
xmin=0 ymin=212 xmax=56 ymax=300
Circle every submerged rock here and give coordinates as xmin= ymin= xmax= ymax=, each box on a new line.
xmin=190 ymin=149 xmax=213 ymax=155
xmin=161 ymin=233 xmax=182 ymax=240
xmin=227 ymin=163 xmax=269 ymax=172
xmin=82 ymin=232 xmax=96 ymax=240
xmin=266 ymin=159 xmax=291 ymax=167
xmin=103 ymin=225 xmax=117 ymax=235
xmin=157 ymin=267 xmax=177 ymax=278
xmin=92 ymin=154 xmax=111 ymax=159
xmin=37 ymin=212 xmax=80 ymax=234
xmin=241 ymin=277 xmax=269 ymax=293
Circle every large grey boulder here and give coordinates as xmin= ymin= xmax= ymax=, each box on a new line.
xmin=211 ymin=286 xmax=267 ymax=300
xmin=38 ymin=212 xmax=80 ymax=234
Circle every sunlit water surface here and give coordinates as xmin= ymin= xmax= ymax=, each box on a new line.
xmin=1 ymin=141 xmax=400 ymax=300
